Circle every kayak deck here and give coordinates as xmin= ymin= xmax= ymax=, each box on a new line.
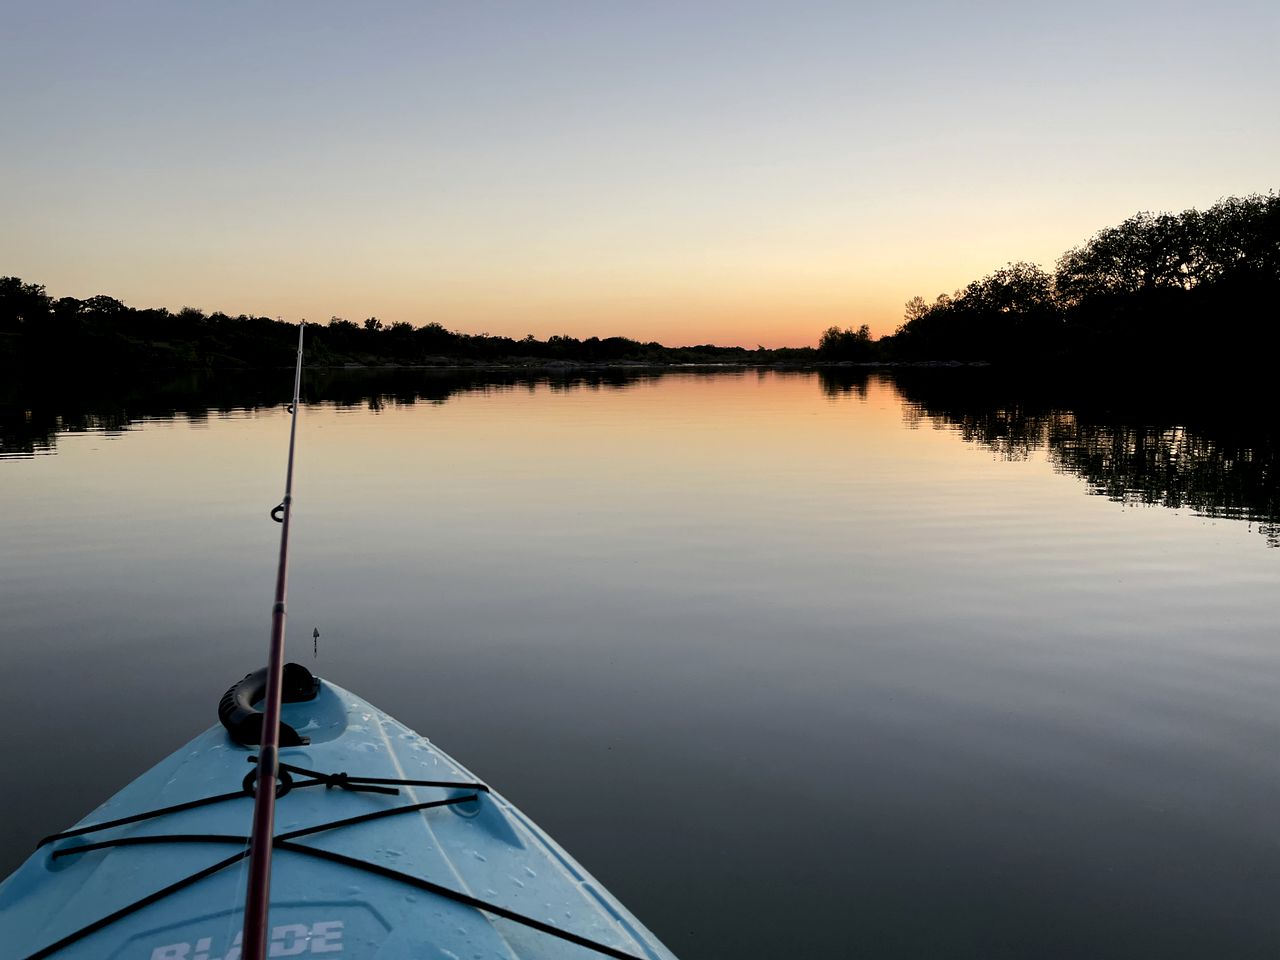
xmin=0 ymin=677 xmax=677 ymax=960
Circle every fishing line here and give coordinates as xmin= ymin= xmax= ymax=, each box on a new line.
xmin=218 ymin=837 xmax=253 ymax=960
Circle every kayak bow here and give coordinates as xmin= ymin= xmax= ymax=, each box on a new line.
xmin=0 ymin=666 xmax=678 ymax=959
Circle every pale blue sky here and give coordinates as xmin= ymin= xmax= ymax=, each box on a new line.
xmin=3 ymin=1 xmax=1276 ymax=344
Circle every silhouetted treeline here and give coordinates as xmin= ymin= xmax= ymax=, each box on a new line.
xmin=0 ymin=279 xmax=817 ymax=374
xmin=879 ymin=192 xmax=1280 ymax=367
xmin=6 ymin=191 xmax=1274 ymax=374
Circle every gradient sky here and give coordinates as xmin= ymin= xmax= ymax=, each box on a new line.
xmin=3 ymin=1 xmax=1277 ymax=346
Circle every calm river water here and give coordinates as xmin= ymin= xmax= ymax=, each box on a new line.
xmin=1 ymin=368 xmax=1277 ymax=959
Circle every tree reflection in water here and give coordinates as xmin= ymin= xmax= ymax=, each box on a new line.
xmin=0 ymin=368 xmax=667 ymax=459
xmin=4 ymin=367 xmax=1276 ymax=547
xmin=875 ymin=368 xmax=1279 ymax=547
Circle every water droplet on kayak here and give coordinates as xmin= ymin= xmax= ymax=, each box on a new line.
xmin=472 ymin=850 xmax=487 ymax=862
xmin=523 ymin=866 xmax=537 ymax=878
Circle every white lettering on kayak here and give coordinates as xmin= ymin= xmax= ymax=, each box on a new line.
xmin=308 ymin=921 xmax=344 ymax=954
xmin=149 ymin=920 xmax=344 ymax=959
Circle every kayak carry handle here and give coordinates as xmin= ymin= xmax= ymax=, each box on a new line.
xmin=218 ymin=663 xmax=320 ymax=747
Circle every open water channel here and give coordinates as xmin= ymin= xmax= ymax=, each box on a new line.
xmin=1 ymin=368 xmax=1277 ymax=958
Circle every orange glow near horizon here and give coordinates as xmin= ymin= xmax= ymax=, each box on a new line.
xmin=13 ymin=207 xmax=1121 ymax=349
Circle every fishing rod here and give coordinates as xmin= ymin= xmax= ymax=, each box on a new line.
xmin=242 ymin=321 xmax=306 ymax=960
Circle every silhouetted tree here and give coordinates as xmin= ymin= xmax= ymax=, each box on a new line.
xmin=0 ymin=278 xmax=51 ymax=333
xmin=887 ymin=262 xmax=1058 ymax=361
xmin=1056 ymin=212 xmax=1200 ymax=304
xmin=818 ymin=324 xmax=873 ymax=361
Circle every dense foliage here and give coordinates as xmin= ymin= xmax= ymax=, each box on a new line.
xmin=884 ymin=192 xmax=1280 ymax=366
xmin=817 ymin=323 xmax=874 ymax=361
xmin=0 ymin=282 xmax=816 ymax=373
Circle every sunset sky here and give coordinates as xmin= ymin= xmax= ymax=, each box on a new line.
xmin=3 ymin=1 xmax=1277 ymax=347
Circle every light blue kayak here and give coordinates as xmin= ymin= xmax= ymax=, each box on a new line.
xmin=0 ymin=666 xmax=678 ymax=960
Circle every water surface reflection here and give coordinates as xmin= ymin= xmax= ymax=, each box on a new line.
xmin=2 ymin=369 xmax=1278 ymax=960
xmin=874 ymin=369 xmax=1279 ymax=546
xmin=8 ymin=367 xmax=1279 ymax=552
xmin=1 ymin=368 xmax=673 ymax=458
